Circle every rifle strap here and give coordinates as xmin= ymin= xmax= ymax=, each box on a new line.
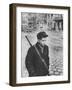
xmin=34 ymin=45 xmax=48 ymax=71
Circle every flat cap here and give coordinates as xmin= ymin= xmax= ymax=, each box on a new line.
xmin=37 ymin=31 xmax=48 ymax=40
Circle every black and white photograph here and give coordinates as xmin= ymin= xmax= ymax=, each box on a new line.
xmin=21 ymin=13 xmax=63 ymax=77
xmin=9 ymin=3 xmax=70 ymax=86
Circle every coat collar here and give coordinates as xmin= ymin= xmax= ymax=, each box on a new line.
xmin=36 ymin=42 xmax=45 ymax=54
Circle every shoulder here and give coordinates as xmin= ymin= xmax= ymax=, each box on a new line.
xmin=28 ymin=45 xmax=35 ymax=53
xmin=45 ymin=45 xmax=49 ymax=48
xmin=44 ymin=45 xmax=49 ymax=52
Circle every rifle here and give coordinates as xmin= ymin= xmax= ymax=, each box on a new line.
xmin=25 ymin=36 xmax=32 ymax=47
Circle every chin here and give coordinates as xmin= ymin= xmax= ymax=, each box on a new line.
xmin=42 ymin=44 xmax=45 ymax=46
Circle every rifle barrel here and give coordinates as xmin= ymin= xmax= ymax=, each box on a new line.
xmin=25 ymin=36 xmax=32 ymax=46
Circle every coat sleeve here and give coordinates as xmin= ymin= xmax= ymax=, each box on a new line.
xmin=47 ymin=46 xmax=49 ymax=62
xmin=46 ymin=46 xmax=50 ymax=75
xmin=46 ymin=46 xmax=50 ymax=67
xmin=25 ymin=47 xmax=36 ymax=76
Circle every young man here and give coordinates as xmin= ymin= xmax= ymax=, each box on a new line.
xmin=25 ymin=31 xmax=49 ymax=77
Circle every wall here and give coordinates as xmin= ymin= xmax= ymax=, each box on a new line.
xmin=0 ymin=0 xmax=72 ymax=90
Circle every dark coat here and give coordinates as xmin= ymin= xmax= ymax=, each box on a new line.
xmin=25 ymin=42 xmax=49 ymax=77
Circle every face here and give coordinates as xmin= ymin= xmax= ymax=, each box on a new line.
xmin=39 ymin=37 xmax=47 ymax=46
